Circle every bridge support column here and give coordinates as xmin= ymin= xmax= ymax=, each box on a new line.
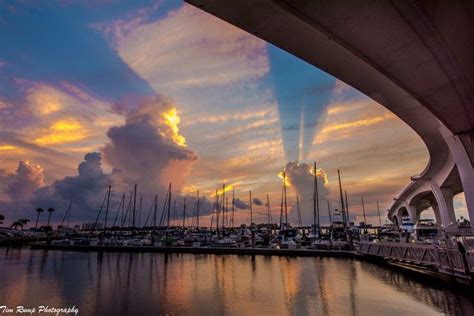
xmin=393 ymin=214 xmax=401 ymax=228
xmin=440 ymin=126 xmax=474 ymax=221
xmin=430 ymin=203 xmax=442 ymax=227
xmin=406 ymin=205 xmax=418 ymax=224
xmin=431 ymin=183 xmax=456 ymax=228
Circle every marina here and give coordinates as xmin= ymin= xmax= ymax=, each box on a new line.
xmin=1 ymin=0 xmax=473 ymax=314
xmin=4 ymin=164 xmax=474 ymax=286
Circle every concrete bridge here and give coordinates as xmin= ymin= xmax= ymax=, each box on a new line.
xmin=186 ymin=0 xmax=474 ymax=229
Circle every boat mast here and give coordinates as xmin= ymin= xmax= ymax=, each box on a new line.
xmin=327 ymin=199 xmax=332 ymax=223
xmin=111 ymin=193 xmax=123 ymax=228
xmin=361 ymin=196 xmax=367 ymax=232
xmin=132 ymin=184 xmax=137 ymax=227
xmin=225 ymin=197 xmax=228 ymax=228
xmin=279 ymin=185 xmax=284 ymax=229
xmin=196 ymin=190 xmax=200 ymax=229
xmin=153 ymin=194 xmax=158 ymax=236
xmin=377 ymin=200 xmax=382 ymax=227
xmin=222 ymin=184 xmax=226 ymax=233
xmin=345 ymin=190 xmax=350 ymax=226
xmin=283 ymin=172 xmax=288 ymax=228
xmin=60 ymin=195 xmax=73 ymax=229
xmin=249 ymin=190 xmax=253 ymax=225
xmin=210 ymin=189 xmax=217 ymax=230
xmin=167 ymin=183 xmax=172 ymax=229
xmin=314 ymin=161 xmax=320 ymax=235
xmin=182 ymin=198 xmax=187 ymax=229
xmin=231 ymin=188 xmax=235 ymax=227
xmin=103 ymin=185 xmax=111 ymax=232
xmin=123 ymin=192 xmax=132 ymax=228
xmin=216 ymin=191 xmax=220 ymax=233
xmin=337 ymin=170 xmax=346 ymax=229
xmin=266 ymin=194 xmax=272 ymax=224
xmin=66 ymin=196 xmax=72 ymax=229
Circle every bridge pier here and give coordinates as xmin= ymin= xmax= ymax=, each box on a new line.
xmin=430 ymin=203 xmax=443 ymax=228
xmin=431 ymin=183 xmax=456 ymax=228
xmin=406 ymin=205 xmax=418 ymax=224
xmin=440 ymin=126 xmax=474 ymax=222
xmin=392 ymin=214 xmax=401 ymax=228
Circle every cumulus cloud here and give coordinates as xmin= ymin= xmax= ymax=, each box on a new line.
xmin=0 ymin=153 xmax=114 ymax=223
xmin=102 ymin=95 xmax=197 ymax=197
xmin=31 ymin=152 xmax=114 ymax=221
xmin=6 ymin=161 xmax=45 ymax=201
xmin=1 ymin=92 xmax=200 ymax=224
xmin=283 ymin=161 xmax=330 ymax=225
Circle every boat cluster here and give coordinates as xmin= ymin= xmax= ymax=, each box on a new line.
xmin=51 ymin=223 xmax=354 ymax=250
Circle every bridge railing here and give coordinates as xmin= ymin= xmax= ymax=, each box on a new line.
xmin=357 ymin=241 xmax=468 ymax=276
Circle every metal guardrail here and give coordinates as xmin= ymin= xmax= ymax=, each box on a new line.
xmin=466 ymin=254 xmax=474 ymax=274
xmin=357 ymin=242 xmax=468 ymax=277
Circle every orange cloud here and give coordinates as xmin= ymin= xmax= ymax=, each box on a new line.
xmin=184 ymin=108 xmax=275 ymax=126
xmin=313 ymin=100 xmax=397 ymax=145
xmin=216 ymin=184 xmax=235 ymax=196
xmin=0 ymin=145 xmax=19 ymax=151
xmin=162 ymin=108 xmax=186 ymax=146
xmin=34 ymin=119 xmax=88 ymax=145
xmin=277 ymin=171 xmax=291 ymax=187
xmin=320 ymin=114 xmax=394 ymax=134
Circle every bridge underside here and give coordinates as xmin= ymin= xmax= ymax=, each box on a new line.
xmin=186 ymin=0 xmax=474 ymax=228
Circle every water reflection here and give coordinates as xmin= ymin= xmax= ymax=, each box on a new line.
xmin=0 ymin=248 xmax=472 ymax=315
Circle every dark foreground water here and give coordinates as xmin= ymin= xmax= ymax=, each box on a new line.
xmin=0 ymin=248 xmax=473 ymax=315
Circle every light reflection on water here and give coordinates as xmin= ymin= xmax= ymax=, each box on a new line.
xmin=0 ymin=248 xmax=472 ymax=315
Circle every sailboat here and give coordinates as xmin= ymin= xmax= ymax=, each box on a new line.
xmin=308 ymin=161 xmax=321 ymax=240
xmin=277 ymin=171 xmax=298 ymax=249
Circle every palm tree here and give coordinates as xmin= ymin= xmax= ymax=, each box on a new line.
xmin=35 ymin=208 xmax=44 ymax=228
xmin=0 ymin=214 xmax=4 ymax=226
xmin=47 ymin=207 xmax=55 ymax=227
xmin=19 ymin=219 xmax=30 ymax=230
xmin=10 ymin=220 xmax=23 ymax=230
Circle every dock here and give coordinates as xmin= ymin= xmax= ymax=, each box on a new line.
xmin=28 ymin=241 xmax=474 ymax=287
xmin=30 ymin=243 xmax=355 ymax=258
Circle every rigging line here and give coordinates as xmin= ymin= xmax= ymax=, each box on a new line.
xmin=60 ymin=195 xmax=73 ymax=228
xmin=121 ymin=193 xmax=132 ymax=228
xmin=112 ymin=193 xmax=125 ymax=228
xmin=92 ymin=191 xmax=108 ymax=232
xmin=143 ymin=197 xmax=156 ymax=227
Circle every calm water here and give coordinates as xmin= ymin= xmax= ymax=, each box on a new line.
xmin=0 ymin=248 xmax=473 ymax=315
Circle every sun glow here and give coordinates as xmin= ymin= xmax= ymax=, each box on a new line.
xmin=0 ymin=145 xmax=18 ymax=151
xmin=216 ymin=184 xmax=234 ymax=196
xmin=162 ymin=108 xmax=186 ymax=147
xmin=35 ymin=119 xmax=88 ymax=145
xmin=277 ymin=171 xmax=291 ymax=187
xmin=310 ymin=166 xmax=329 ymax=184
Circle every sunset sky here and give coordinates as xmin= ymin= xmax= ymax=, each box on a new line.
xmin=0 ymin=0 xmax=467 ymax=226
